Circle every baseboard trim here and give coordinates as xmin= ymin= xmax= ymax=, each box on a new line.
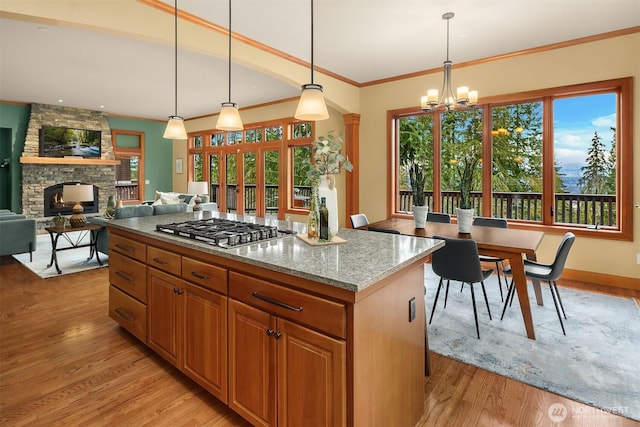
xmin=562 ymin=268 xmax=640 ymax=292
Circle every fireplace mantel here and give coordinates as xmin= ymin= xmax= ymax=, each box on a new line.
xmin=20 ymin=157 xmax=120 ymax=166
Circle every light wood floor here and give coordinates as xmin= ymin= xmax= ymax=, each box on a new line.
xmin=1 ymin=257 xmax=637 ymax=427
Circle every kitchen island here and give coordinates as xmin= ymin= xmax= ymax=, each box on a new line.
xmin=106 ymin=211 xmax=443 ymax=427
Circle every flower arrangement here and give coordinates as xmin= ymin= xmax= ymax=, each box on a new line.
xmin=307 ymin=131 xmax=353 ymax=182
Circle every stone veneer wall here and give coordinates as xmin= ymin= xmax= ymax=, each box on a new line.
xmin=21 ymin=103 xmax=116 ymax=219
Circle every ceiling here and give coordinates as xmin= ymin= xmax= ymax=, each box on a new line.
xmin=1 ymin=0 xmax=638 ymax=121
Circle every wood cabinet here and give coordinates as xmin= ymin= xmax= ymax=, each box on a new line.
xmin=147 ymin=253 xmax=229 ymax=403
xmin=107 ymin=227 xmax=428 ymax=427
xmin=228 ymin=274 xmax=346 ymax=427
xmin=108 ymin=235 xmax=148 ymax=343
xmin=148 ymin=267 xmax=183 ymax=366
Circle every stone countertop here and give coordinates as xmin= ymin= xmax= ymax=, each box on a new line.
xmin=106 ymin=211 xmax=444 ymax=293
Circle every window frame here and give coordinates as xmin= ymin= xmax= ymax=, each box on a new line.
xmin=187 ymin=117 xmax=315 ymax=218
xmin=389 ymin=77 xmax=633 ymax=241
xmin=112 ymin=129 xmax=145 ymax=205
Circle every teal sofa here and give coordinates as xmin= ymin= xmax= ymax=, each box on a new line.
xmin=0 ymin=212 xmax=37 ymax=261
xmin=88 ymin=203 xmax=190 ymax=255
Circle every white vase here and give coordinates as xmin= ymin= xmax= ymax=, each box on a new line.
xmin=412 ymin=205 xmax=428 ymax=229
xmin=318 ymin=174 xmax=339 ymax=236
xmin=457 ymin=208 xmax=474 ymax=233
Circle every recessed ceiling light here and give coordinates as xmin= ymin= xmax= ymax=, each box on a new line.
xmin=58 ymin=99 xmax=63 ymax=103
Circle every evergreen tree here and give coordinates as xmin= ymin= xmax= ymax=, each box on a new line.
xmin=605 ymin=126 xmax=617 ymax=194
xmin=577 ymin=131 xmax=608 ymax=194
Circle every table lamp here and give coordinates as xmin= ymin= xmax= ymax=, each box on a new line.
xmin=62 ymin=184 xmax=94 ymax=227
xmin=187 ymin=181 xmax=209 ymax=211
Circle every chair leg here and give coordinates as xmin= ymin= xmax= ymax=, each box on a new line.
xmin=444 ymin=280 xmax=451 ymax=309
xmin=495 ymin=261 xmax=504 ymax=302
xmin=548 ymin=281 xmax=566 ymax=335
xmin=552 ymin=281 xmax=567 ymax=319
xmin=480 ymin=281 xmax=492 ymax=320
xmin=470 ymin=284 xmax=481 ymax=339
xmin=428 ymin=277 xmax=444 ymax=325
xmin=500 ymin=279 xmax=515 ymax=320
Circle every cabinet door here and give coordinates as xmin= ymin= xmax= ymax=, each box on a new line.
xmin=148 ymin=268 xmax=183 ymax=367
xmin=183 ymin=282 xmax=228 ymax=403
xmin=277 ymin=319 xmax=346 ymax=427
xmin=228 ymin=299 xmax=276 ymax=427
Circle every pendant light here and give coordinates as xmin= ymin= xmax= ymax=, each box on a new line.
xmin=216 ymin=0 xmax=243 ymax=131
xmin=163 ymin=0 xmax=188 ymax=140
xmin=420 ymin=12 xmax=478 ymax=113
xmin=294 ymin=0 xmax=329 ymax=121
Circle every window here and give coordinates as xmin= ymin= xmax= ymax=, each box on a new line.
xmin=112 ymin=129 xmax=144 ymax=204
xmin=391 ymin=77 xmax=633 ymax=240
xmin=188 ymin=119 xmax=314 ymax=218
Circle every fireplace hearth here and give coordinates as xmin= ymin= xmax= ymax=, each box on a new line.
xmin=43 ymin=183 xmax=99 ymax=217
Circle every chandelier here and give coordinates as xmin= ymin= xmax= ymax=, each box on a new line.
xmin=420 ymin=12 xmax=478 ymax=113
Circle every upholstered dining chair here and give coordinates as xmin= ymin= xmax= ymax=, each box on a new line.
xmin=429 ymin=236 xmax=494 ymax=339
xmin=472 ymin=217 xmax=509 ymax=301
xmin=350 ymin=213 xmax=369 ymax=228
xmin=500 ymin=232 xmax=576 ymax=335
xmin=426 ymin=212 xmax=451 ymax=223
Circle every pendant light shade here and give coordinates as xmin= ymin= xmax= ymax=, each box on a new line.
xmin=295 ymin=83 xmax=329 ymax=121
xmin=294 ymin=0 xmax=329 ymax=121
xmin=164 ymin=0 xmax=187 ymax=140
xmin=164 ymin=116 xmax=187 ymax=139
xmin=216 ymin=0 xmax=243 ymax=131
xmin=216 ymin=102 xmax=244 ymax=131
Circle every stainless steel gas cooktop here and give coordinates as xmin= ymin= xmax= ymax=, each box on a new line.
xmin=155 ymin=217 xmax=292 ymax=249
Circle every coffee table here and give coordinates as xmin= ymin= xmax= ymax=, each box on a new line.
xmin=44 ymin=223 xmax=103 ymax=274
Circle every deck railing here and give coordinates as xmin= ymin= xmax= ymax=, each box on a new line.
xmin=211 ymin=184 xmax=312 ymax=214
xmin=398 ymin=190 xmax=617 ymax=227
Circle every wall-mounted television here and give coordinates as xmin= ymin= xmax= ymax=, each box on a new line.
xmin=39 ymin=125 xmax=101 ymax=158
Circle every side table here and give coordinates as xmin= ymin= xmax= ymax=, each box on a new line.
xmin=44 ymin=223 xmax=104 ymax=274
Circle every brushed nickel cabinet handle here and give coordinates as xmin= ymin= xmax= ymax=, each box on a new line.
xmin=115 ymin=271 xmax=135 ymax=282
xmin=115 ymin=244 xmax=134 ymax=253
xmin=191 ymin=271 xmax=211 ymax=280
xmin=251 ymin=291 xmax=303 ymax=312
xmin=152 ymin=257 xmax=168 ymax=265
xmin=115 ymin=307 xmax=135 ymax=322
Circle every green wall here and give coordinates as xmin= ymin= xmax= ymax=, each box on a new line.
xmin=0 ymin=102 xmax=172 ymax=212
xmin=107 ymin=117 xmax=171 ymax=201
xmin=0 ymin=103 xmax=30 ymax=212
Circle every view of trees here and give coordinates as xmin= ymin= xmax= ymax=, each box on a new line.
xmin=577 ymin=129 xmax=617 ymax=195
xmin=397 ymin=97 xmax=618 ymax=227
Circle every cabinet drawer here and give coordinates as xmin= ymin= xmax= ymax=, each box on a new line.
xmin=110 ymin=233 xmax=146 ymax=262
xmin=109 ymin=285 xmax=147 ymax=343
xmin=109 ymin=251 xmax=147 ymax=303
xmin=182 ymin=257 xmax=227 ymax=294
xmin=147 ymin=246 xmax=181 ymax=276
xmin=229 ymin=272 xmax=346 ymax=339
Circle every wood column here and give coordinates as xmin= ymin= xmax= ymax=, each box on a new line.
xmin=343 ymin=113 xmax=360 ymax=227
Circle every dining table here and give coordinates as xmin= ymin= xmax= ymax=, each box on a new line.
xmin=365 ymin=218 xmax=545 ymax=340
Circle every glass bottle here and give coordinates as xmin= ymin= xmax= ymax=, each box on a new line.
xmin=307 ymin=197 xmax=318 ymax=239
xmin=319 ymin=196 xmax=329 ymax=241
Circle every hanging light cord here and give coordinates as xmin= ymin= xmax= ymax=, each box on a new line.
xmin=310 ymin=0 xmax=314 ymax=84
xmin=227 ymin=0 xmax=232 ymax=102
xmin=173 ymin=0 xmax=178 ymax=116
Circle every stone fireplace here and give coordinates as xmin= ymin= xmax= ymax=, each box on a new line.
xmin=20 ymin=103 xmax=117 ymax=219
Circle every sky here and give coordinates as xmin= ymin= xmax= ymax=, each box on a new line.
xmin=553 ymin=93 xmax=616 ymax=178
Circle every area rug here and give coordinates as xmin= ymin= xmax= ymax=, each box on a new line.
xmin=12 ymin=232 xmax=108 ymax=279
xmin=424 ymin=265 xmax=640 ymax=422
